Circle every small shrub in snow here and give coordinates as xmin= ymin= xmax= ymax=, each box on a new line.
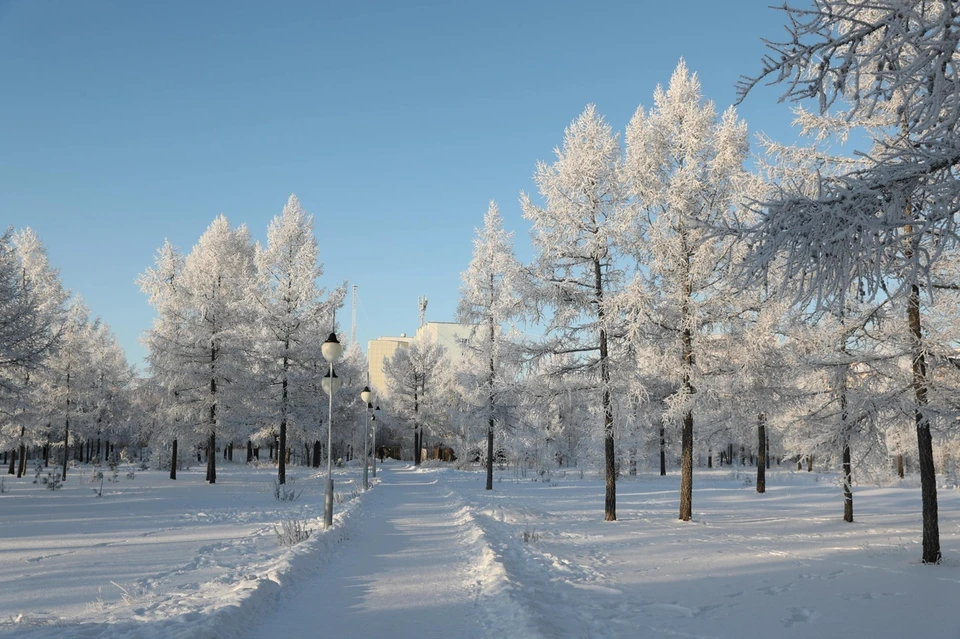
xmin=273 ymin=478 xmax=302 ymax=502
xmin=274 ymin=519 xmax=312 ymax=546
xmin=334 ymin=488 xmax=359 ymax=504
xmin=520 ymin=527 xmax=541 ymax=544
xmin=43 ymin=473 xmax=62 ymax=491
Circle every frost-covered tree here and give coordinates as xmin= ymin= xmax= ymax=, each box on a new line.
xmin=139 ymin=217 xmax=256 ymax=484
xmin=0 ymin=229 xmax=65 ymax=417
xmin=621 ymin=61 xmax=753 ymax=521
xmin=85 ymin=320 xmax=134 ymax=462
xmin=38 ymin=299 xmax=98 ymax=481
xmin=738 ymin=0 xmax=960 ymax=562
xmin=253 ymin=195 xmax=342 ymax=484
xmin=1 ymin=229 xmax=68 ymax=474
xmin=521 ymin=104 xmax=628 ymax=521
xmin=456 ymin=201 xmax=524 ymax=490
xmin=383 ymin=335 xmax=448 ymax=465
xmin=138 ymin=240 xmax=189 ymax=477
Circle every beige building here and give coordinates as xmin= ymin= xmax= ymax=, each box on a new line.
xmin=367 ymin=322 xmax=475 ymax=396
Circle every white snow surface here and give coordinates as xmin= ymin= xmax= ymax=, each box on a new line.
xmin=1 ymin=461 xmax=958 ymax=638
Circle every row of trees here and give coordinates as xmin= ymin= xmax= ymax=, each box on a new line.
xmin=382 ymin=0 xmax=960 ymax=567
xmin=0 ymin=229 xmax=134 ymax=481
xmin=138 ymin=196 xmax=354 ymax=485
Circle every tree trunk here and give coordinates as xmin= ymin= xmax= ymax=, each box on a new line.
xmin=279 ymin=355 xmax=289 ymax=485
xmin=313 ymin=441 xmax=321 ymax=468
xmin=679 ymin=408 xmax=693 ymax=521
xmin=842 ymin=439 xmax=853 ymax=523
xmin=679 ymin=320 xmax=695 ymax=521
xmin=170 ymin=439 xmax=178 ymax=480
xmin=756 ymin=414 xmax=766 ymax=494
xmin=8 ymin=450 xmax=15 ymax=475
xmin=908 ymin=280 xmax=940 ymax=563
xmin=486 ymin=421 xmax=494 ymax=491
xmin=247 ymin=440 xmax=253 ymax=463
xmin=897 ymin=452 xmax=904 ymax=479
xmin=61 ymin=419 xmax=69 ymax=482
xmin=17 ymin=442 xmax=25 ymax=479
xmin=659 ymin=421 xmax=667 ymax=477
xmin=807 ymin=456 xmax=813 ymax=472
xmin=595 ymin=257 xmax=615 ymax=522
xmin=207 ymin=432 xmax=217 ymax=484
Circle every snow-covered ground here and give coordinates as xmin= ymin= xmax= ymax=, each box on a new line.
xmin=1 ymin=459 xmax=958 ymax=638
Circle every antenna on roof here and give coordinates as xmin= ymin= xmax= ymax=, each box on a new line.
xmin=418 ymin=296 xmax=428 ymax=328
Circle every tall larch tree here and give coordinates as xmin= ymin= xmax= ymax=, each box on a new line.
xmin=520 ymin=104 xmax=628 ymax=521
xmin=254 ymin=195 xmax=342 ymax=485
xmin=622 ymin=61 xmax=753 ymax=521
xmin=456 ymin=201 xmax=523 ymax=490
xmin=140 ymin=217 xmax=256 ymax=485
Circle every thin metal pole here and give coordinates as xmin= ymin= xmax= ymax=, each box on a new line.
xmin=371 ymin=417 xmax=377 ymax=478
xmin=324 ymin=361 xmax=334 ymax=529
xmin=362 ymin=409 xmax=370 ymax=490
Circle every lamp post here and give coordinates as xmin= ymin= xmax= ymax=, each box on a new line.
xmin=372 ymin=405 xmax=381 ymax=477
xmin=360 ymin=386 xmax=373 ymax=491
xmin=321 ymin=333 xmax=343 ymax=529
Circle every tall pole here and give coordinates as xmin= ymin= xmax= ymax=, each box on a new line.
xmin=321 ymin=333 xmax=342 ymax=531
xmin=360 ymin=386 xmax=374 ymax=489
xmin=324 ymin=360 xmax=334 ymax=529
xmin=372 ymin=406 xmax=379 ymax=478
xmin=362 ymin=403 xmax=370 ymax=491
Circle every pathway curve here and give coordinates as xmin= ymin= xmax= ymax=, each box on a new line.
xmin=248 ymin=464 xmax=497 ymax=638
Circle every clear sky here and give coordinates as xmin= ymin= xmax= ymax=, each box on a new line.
xmin=0 ymin=0 xmax=799 ymax=368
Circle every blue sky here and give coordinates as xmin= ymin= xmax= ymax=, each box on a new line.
xmin=0 ymin=0 xmax=799 ymax=368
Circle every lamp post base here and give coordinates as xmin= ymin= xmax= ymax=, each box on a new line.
xmin=324 ymin=477 xmax=334 ymax=529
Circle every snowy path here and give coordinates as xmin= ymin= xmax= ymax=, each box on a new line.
xmin=248 ymin=464 xmax=515 ymax=639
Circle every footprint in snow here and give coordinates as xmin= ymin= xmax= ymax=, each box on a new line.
xmin=783 ymin=607 xmax=818 ymax=627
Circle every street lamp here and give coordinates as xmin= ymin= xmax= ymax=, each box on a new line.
xmin=372 ymin=405 xmax=381 ymax=477
xmin=321 ymin=332 xmax=343 ymax=529
xmin=360 ymin=385 xmax=373 ymax=491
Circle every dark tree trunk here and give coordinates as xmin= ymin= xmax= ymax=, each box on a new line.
xmin=757 ymin=414 xmax=766 ymax=494
xmin=206 ymin=432 xmax=217 ymax=484
xmin=247 ymin=440 xmax=253 ymax=463
xmin=659 ymin=421 xmax=667 ymax=477
xmin=279 ymin=420 xmax=287 ymax=484
xmin=486 ymin=314 xmax=496 ymax=491
xmin=908 ymin=279 xmax=940 ymax=563
xmin=807 ymin=456 xmax=813 ymax=472
xmin=486 ymin=421 xmax=494 ymax=491
xmin=62 ymin=371 xmax=71 ymax=481
xmin=727 ymin=443 xmax=733 ymax=465
xmin=8 ymin=450 xmax=15 ymax=475
xmin=170 ymin=439 xmax=178 ymax=480
xmin=17 ymin=442 xmax=25 ymax=478
xmin=313 ymin=441 xmax=321 ymax=468
xmin=679 ymin=321 xmax=695 ymax=522
xmin=842 ymin=440 xmax=853 ymax=523
xmin=279 ymin=356 xmax=288 ymax=484
xmin=707 ymin=451 xmax=712 ymax=468
xmin=897 ymin=453 xmax=904 ymax=479
xmin=61 ymin=420 xmax=69 ymax=481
